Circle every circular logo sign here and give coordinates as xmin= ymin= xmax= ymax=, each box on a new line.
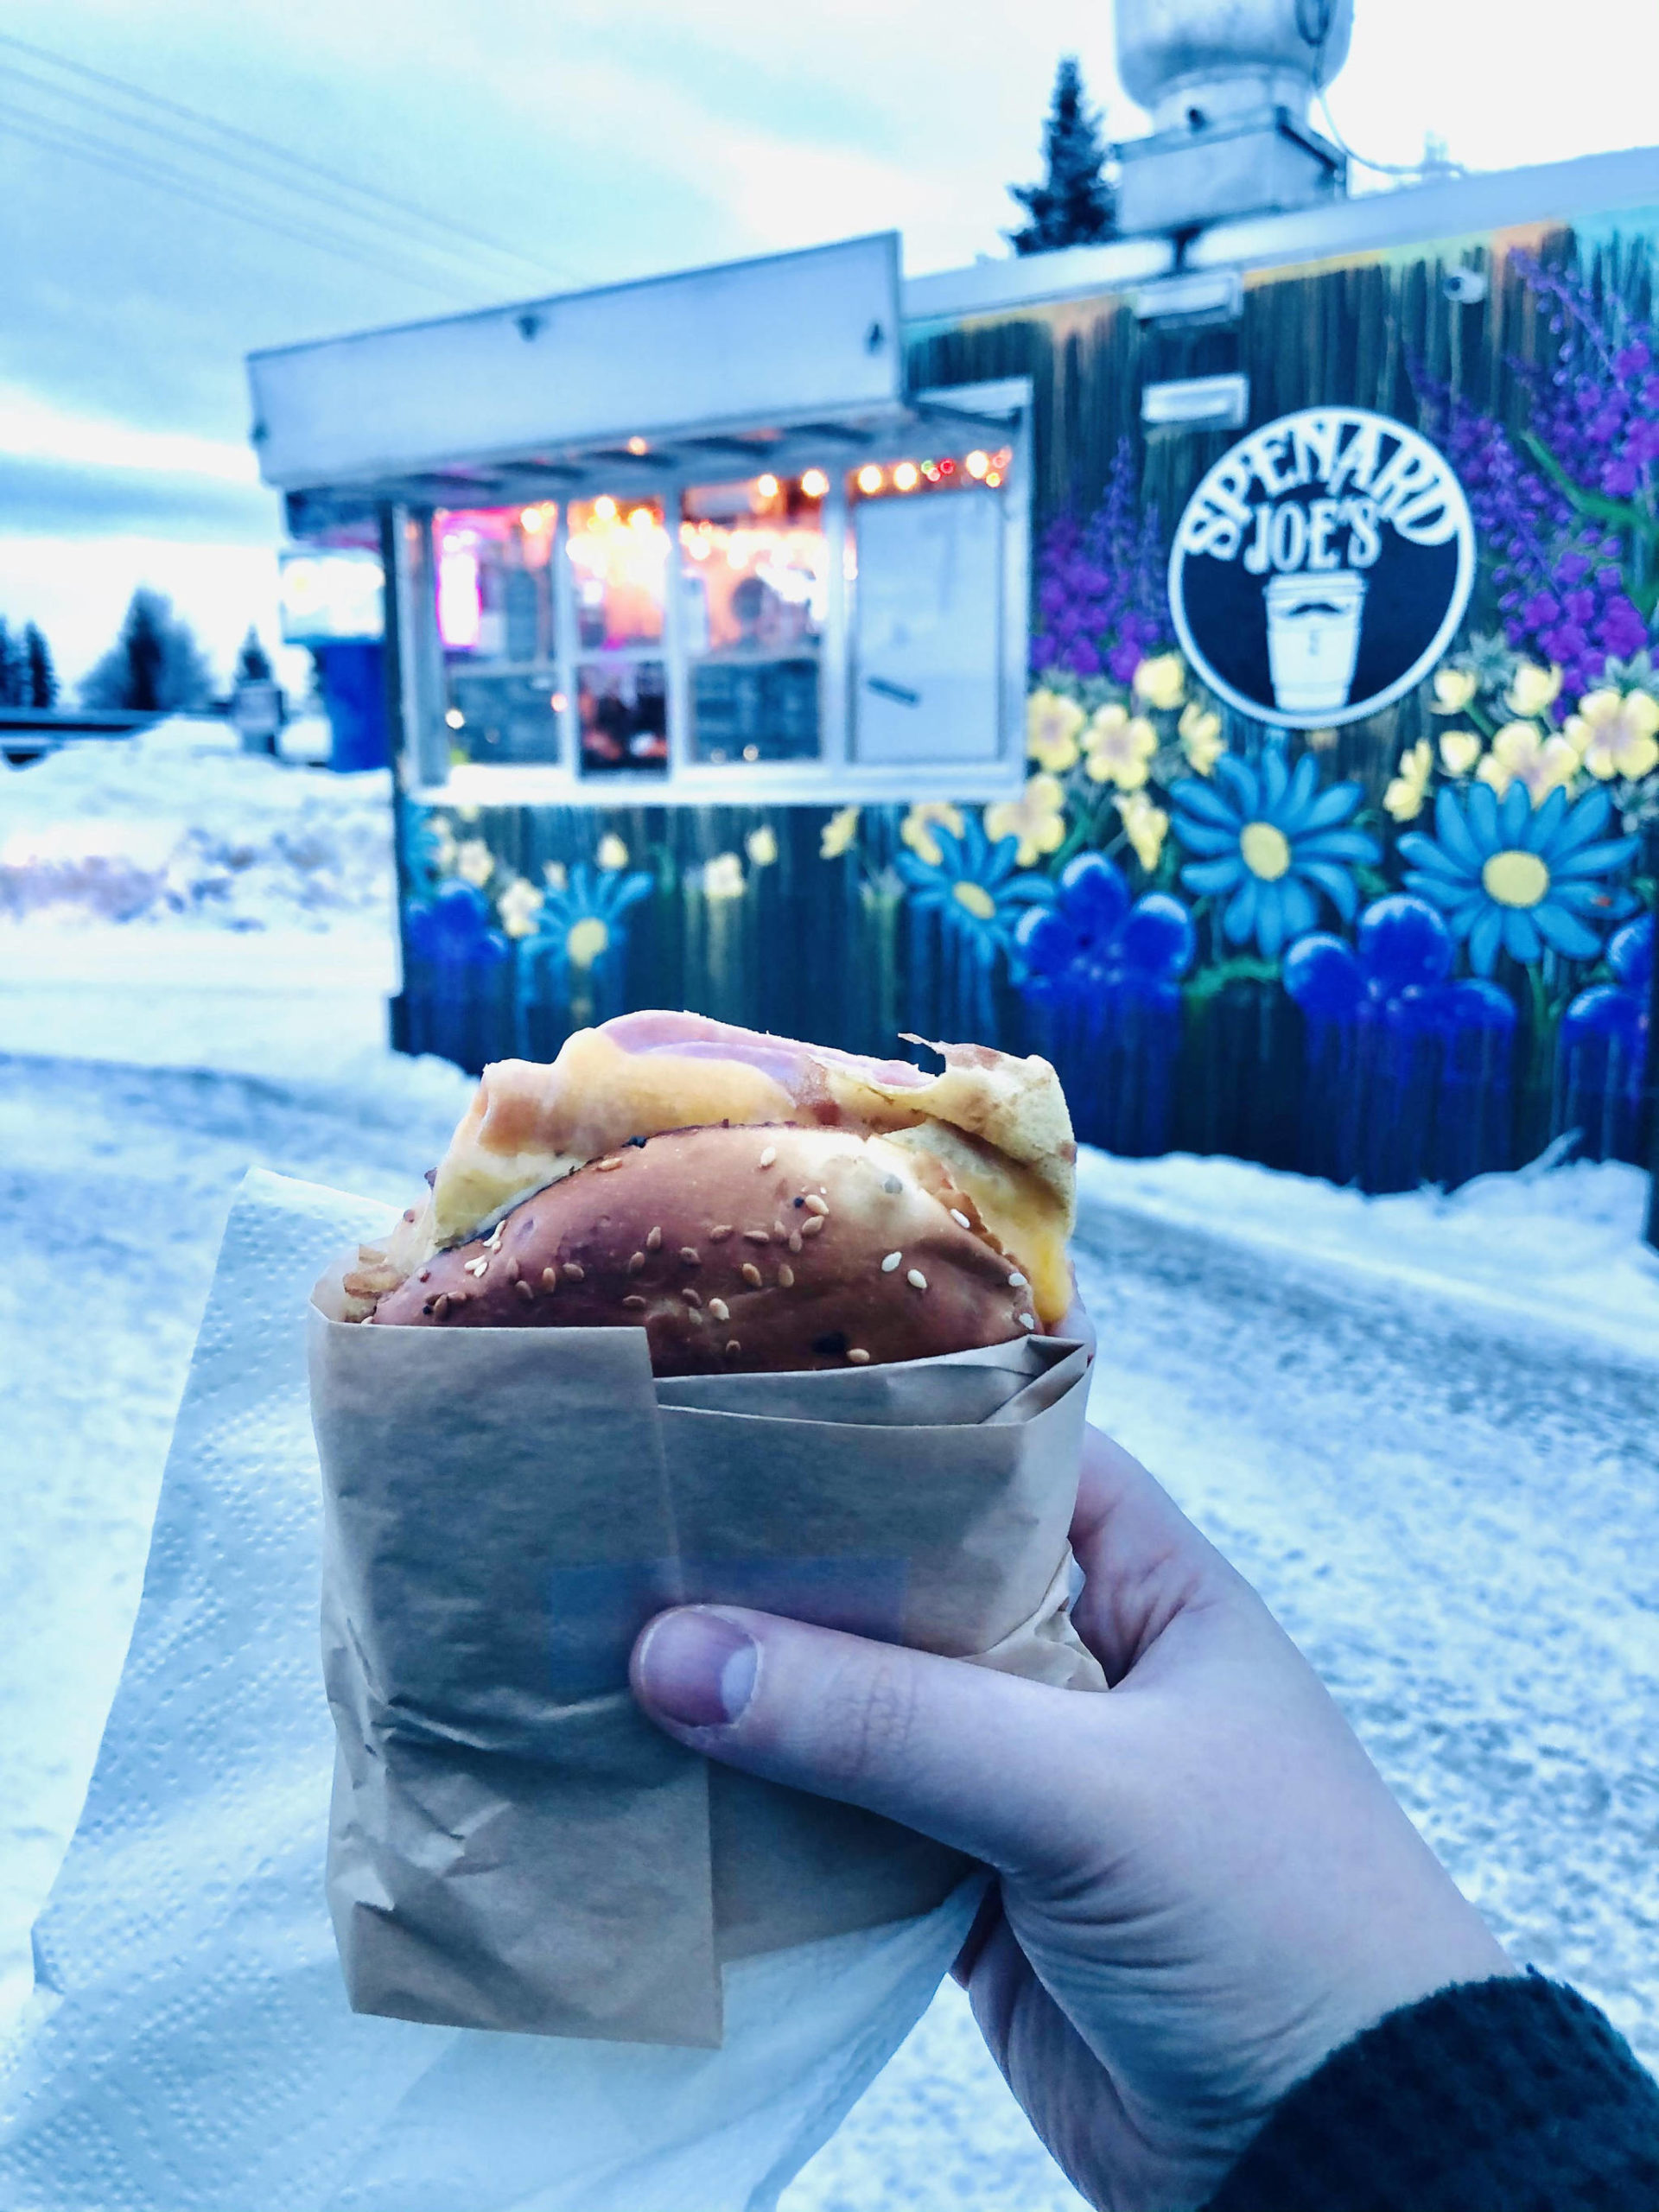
xmin=1168 ymin=407 xmax=1475 ymax=730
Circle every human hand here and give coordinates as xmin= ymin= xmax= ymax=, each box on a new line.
xmin=630 ymin=1425 xmax=1516 ymax=2211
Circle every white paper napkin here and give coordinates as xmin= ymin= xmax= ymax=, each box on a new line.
xmin=0 ymin=1166 xmax=982 ymax=2212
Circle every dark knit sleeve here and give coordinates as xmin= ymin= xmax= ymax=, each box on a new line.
xmin=1203 ymin=1970 xmax=1659 ymax=2212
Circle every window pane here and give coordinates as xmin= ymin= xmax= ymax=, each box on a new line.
xmin=435 ymin=505 xmax=561 ymax=764
xmin=577 ymin=660 xmax=668 ymax=777
xmin=435 ymin=505 xmax=556 ymax=664
xmin=568 ymin=498 xmax=667 ymax=649
xmin=682 ymin=474 xmax=825 ymax=764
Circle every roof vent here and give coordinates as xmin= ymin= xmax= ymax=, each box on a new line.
xmin=1114 ymin=0 xmax=1353 ymax=236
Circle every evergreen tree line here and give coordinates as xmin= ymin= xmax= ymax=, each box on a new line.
xmin=0 ymin=620 xmax=60 ymax=709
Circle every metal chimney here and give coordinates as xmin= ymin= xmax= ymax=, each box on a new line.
xmin=1114 ymin=0 xmax=1354 ymax=238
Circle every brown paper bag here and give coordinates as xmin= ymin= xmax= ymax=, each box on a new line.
xmin=308 ymin=1274 xmax=1101 ymax=2050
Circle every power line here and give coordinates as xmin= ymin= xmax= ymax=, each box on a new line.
xmin=0 ymin=28 xmax=580 ymax=289
xmin=0 ymin=98 xmax=483 ymax=300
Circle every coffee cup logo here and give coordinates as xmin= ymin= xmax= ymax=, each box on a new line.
xmin=1168 ymin=408 xmax=1475 ymax=729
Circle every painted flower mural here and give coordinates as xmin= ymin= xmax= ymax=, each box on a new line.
xmin=1399 ymin=782 xmax=1639 ymax=972
xmin=520 ymin=858 xmax=654 ymax=1023
xmin=1564 ymin=688 xmax=1659 ymax=781
xmin=1169 ymin=749 xmax=1381 ymax=957
xmin=1014 ymin=853 xmax=1194 ymax=1007
xmin=984 ymin=773 xmax=1067 ymax=867
xmin=893 ymin=815 xmax=1052 ymax=963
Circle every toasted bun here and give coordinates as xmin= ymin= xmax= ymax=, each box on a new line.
xmin=368 ymin=1122 xmax=1041 ymax=1376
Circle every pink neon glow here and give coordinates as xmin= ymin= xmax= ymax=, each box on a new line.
xmin=436 ymin=546 xmax=480 ymax=650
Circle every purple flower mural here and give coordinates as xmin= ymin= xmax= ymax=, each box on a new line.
xmin=1030 ymin=440 xmax=1170 ymax=683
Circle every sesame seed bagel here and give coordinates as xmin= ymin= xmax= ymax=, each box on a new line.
xmin=367 ymin=1122 xmax=1040 ymax=1376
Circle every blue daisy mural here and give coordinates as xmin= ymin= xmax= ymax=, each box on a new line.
xmin=1398 ymin=783 xmax=1639 ymax=976
xmin=1168 ymin=748 xmax=1381 ymax=958
xmin=894 ymin=815 xmax=1052 ymax=1036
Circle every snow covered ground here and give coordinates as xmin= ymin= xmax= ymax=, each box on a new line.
xmin=2 ymin=728 xmax=1657 ymax=2209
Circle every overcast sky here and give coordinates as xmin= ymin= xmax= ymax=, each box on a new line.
xmin=1 ymin=0 xmax=1656 ymax=689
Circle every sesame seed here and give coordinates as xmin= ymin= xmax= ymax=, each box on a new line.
xmin=595 ymin=1156 xmax=623 ymax=1173
xmin=1008 ymin=1272 xmax=1027 ymax=1288
xmin=709 ymin=1224 xmax=733 ymax=1242
xmin=707 ymin=1297 xmax=731 ymax=1322
xmin=514 ymin=1279 xmax=535 ymax=1303
xmin=563 ymin=1262 xmax=585 ymax=1282
xmin=950 ymin=1209 xmax=970 ymax=1229
xmin=542 ymin=1268 xmax=559 ymax=1292
xmin=623 ymin=1294 xmax=647 ymax=1310
xmin=680 ymin=1247 xmax=701 ymax=1267
xmin=505 ymin=1256 xmax=520 ymax=1283
xmin=788 ymin=1230 xmax=804 ymax=1253
xmin=682 ymin=1287 xmax=702 ymax=1307
xmin=486 ymin=1221 xmax=505 ymax=1249
xmin=464 ymin=1256 xmax=489 ymax=1278
xmin=772 ymin=1219 xmax=787 ymax=1240
xmin=741 ymin=1262 xmax=764 ymax=1287
xmin=646 ymin=1226 xmax=663 ymax=1251
xmin=627 ymin=1251 xmax=646 ymax=1274
xmin=431 ymin=1293 xmax=450 ymax=1319
xmin=1018 ymin=1312 xmax=1036 ymax=1330
xmin=758 ymin=1145 xmax=777 ymax=1169
xmin=742 ymin=1228 xmax=771 ymax=1244
xmin=725 ymin=1339 xmax=742 ymax=1358
xmin=449 ymin=1287 xmax=471 ymax=1304
xmin=800 ymin=1216 xmax=824 ymax=1237
xmin=880 ymin=1251 xmax=902 ymax=1273
xmin=907 ymin=1269 xmax=927 ymax=1291
xmin=778 ymin=1264 xmax=795 ymax=1288
xmin=804 ymin=1195 xmax=830 ymax=1217
xmin=847 ymin=1348 xmax=870 ymax=1364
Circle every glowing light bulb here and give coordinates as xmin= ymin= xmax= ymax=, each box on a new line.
xmin=520 ymin=506 xmax=545 ymax=532
xmin=593 ymin=495 xmax=618 ymax=522
xmin=856 ymin=463 xmax=884 ymax=495
xmin=626 ymin=435 xmax=648 ymax=455
xmin=445 ymin=707 xmax=465 ymax=729
xmin=893 ymin=461 xmax=920 ymax=492
xmin=627 ymin=505 xmax=655 ymax=531
xmin=550 ymin=691 xmax=568 ymax=712
xmin=800 ymin=467 xmax=829 ymax=499
xmin=984 ymin=468 xmax=1003 ymax=487
xmin=756 ymin=473 xmax=779 ymax=499
xmin=965 ymin=450 xmax=989 ymax=479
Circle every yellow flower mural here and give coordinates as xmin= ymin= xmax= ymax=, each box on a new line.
xmin=1178 ymin=701 xmax=1225 ymax=776
xmin=1438 ymin=729 xmax=1482 ymax=778
xmin=1429 ymin=666 xmax=1478 ymax=715
xmin=596 ymin=831 xmax=630 ymax=871
xmin=1505 ymin=662 xmax=1563 ymax=720
xmin=900 ymin=800 xmax=965 ymax=868
xmin=454 ymin=838 xmax=495 ymax=888
xmin=1132 ymin=652 xmax=1186 ymax=712
xmin=1084 ymin=704 xmax=1159 ymax=790
xmin=1026 ymin=689 xmax=1085 ymax=772
xmin=745 ymin=825 xmax=779 ymax=868
xmin=1563 ymin=688 xmax=1659 ymax=781
xmin=1383 ymin=739 xmax=1433 ymax=822
xmin=543 ymin=859 xmax=569 ymax=892
xmin=496 ymin=877 xmax=544 ymax=938
xmin=820 ymin=805 xmax=860 ymax=859
xmin=1474 ymin=721 xmax=1579 ymax=805
xmin=984 ymin=775 xmax=1066 ymax=867
xmin=1115 ymin=791 xmax=1168 ymax=873
xmin=702 ymin=852 xmax=747 ymax=900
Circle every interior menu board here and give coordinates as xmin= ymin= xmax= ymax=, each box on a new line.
xmin=691 ymin=657 xmax=820 ymax=763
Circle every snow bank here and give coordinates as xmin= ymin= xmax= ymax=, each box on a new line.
xmin=1077 ymin=1148 xmax=1659 ymax=1365
xmin=0 ymin=717 xmax=392 ymax=931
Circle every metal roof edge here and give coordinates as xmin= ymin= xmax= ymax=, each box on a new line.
xmin=899 ymin=143 xmax=1659 ymax=327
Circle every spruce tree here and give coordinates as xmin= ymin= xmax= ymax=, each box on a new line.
xmin=0 ymin=620 xmax=18 ymax=709
xmin=1008 ymin=57 xmax=1116 ymax=255
xmin=235 ymin=626 xmax=274 ymax=683
xmin=23 ymin=624 xmax=58 ymax=709
xmin=81 ymin=588 xmax=213 ymax=713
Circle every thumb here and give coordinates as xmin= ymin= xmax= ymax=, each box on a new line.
xmin=630 ymin=1605 xmax=1103 ymax=1878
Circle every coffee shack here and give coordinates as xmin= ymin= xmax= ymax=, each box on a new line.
xmin=248 ymin=0 xmax=1659 ymax=1218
